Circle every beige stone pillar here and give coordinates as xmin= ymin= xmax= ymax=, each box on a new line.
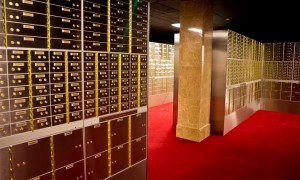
xmin=176 ymin=0 xmax=213 ymax=142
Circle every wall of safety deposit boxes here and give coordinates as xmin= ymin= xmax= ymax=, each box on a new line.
xmin=211 ymin=30 xmax=263 ymax=135
xmin=211 ymin=30 xmax=300 ymax=135
xmin=261 ymin=42 xmax=300 ymax=114
xmin=225 ymin=31 xmax=263 ymax=115
xmin=148 ymin=42 xmax=174 ymax=107
xmin=0 ymin=0 xmax=148 ymax=179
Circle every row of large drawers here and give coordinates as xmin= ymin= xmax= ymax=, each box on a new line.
xmin=0 ymin=112 xmax=147 ymax=179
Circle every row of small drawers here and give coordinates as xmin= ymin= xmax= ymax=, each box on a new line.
xmin=0 ymin=50 xmax=147 ymax=61
xmin=0 ymin=61 xmax=148 ymax=74
xmin=0 ymin=22 xmax=147 ymax=41
xmin=1 ymin=0 xmax=148 ymax=21
xmin=0 ymin=97 xmax=147 ymax=126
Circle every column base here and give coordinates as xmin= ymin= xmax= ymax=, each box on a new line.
xmin=176 ymin=124 xmax=210 ymax=142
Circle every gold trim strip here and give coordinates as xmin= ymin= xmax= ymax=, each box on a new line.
xmin=129 ymin=0 xmax=132 ymax=53
xmin=50 ymin=136 xmax=56 ymax=180
xmin=3 ymin=0 xmax=8 ymax=47
xmin=240 ymin=86 xmax=243 ymax=107
xmin=47 ymin=0 xmax=51 ymax=48
xmin=27 ymin=50 xmax=34 ymax=131
xmin=95 ymin=53 xmax=99 ymax=116
xmin=108 ymin=121 xmax=112 ymax=177
xmin=107 ymin=0 xmax=111 ymax=52
xmin=230 ymin=31 xmax=233 ymax=58
xmin=128 ymin=116 xmax=132 ymax=167
xmin=65 ymin=52 xmax=70 ymax=123
xmin=118 ymin=54 xmax=122 ymax=112
xmin=232 ymin=88 xmax=235 ymax=111
xmin=9 ymin=146 xmax=13 ymax=180
xmin=151 ymin=79 xmax=154 ymax=95
xmin=228 ymin=89 xmax=230 ymax=114
xmin=138 ymin=55 xmax=141 ymax=107
xmin=166 ymin=44 xmax=169 ymax=60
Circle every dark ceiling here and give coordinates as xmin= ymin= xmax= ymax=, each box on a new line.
xmin=148 ymin=0 xmax=300 ymax=44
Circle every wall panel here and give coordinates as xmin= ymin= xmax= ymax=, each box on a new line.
xmin=0 ymin=0 xmax=148 ymax=179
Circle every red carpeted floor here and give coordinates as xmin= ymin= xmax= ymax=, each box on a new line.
xmin=147 ymin=103 xmax=300 ymax=180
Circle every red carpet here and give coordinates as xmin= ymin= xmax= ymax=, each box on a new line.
xmin=147 ymin=103 xmax=300 ymax=180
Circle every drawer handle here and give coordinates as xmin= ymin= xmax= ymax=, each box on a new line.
xmin=37 ymin=118 xmax=47 ymax=123
xmin=15 ymin=99 xmax=26 ymax=103
xmin=16 ymin=122 xmax=27 ymax=127
xmin=93 ymin=4 xmax=100 ymax=8
xmin=62 ymin=40 xmax=71 ymax=44
xmin=62 ymin=8 xmax=71 ymax=12
xmin=62 ymin=29 xmax=71 ymax=33
xmin=71 ymin=93 xmax=79 ymax=97
xmin=36 ymin=97 xmax=46 ymax=101
xmin=23 ymin=0 xmax=33 ymax=5
xmin=23 ymin=12 xmax=34 ymax=17
xmin=54 ymin=84 xmax=63 ymax=88
xmin=35 ymin=74 xmax=45 ymax=78
xmin=37 ymin=108 xmax=46 ymax=112
xmin=93 ymin=14 xmax=100 ymax=18
xmin=35 ymin=63 xmax=45 ymax=66
xmin=24 ymin=37 xmax=34 ymax=41
xmin=14 ymin=75 xmax=25 ymax=79
xmin=36 ymin=85 xmax=45 ymax=89
xmin=13 ymin=63 xmax=24 ymax=66
xmin=93 ymin=23 xmax=100 ymax=27
xmin=23 ymin=25 xmax=34 ymax=29
xmin=55 ymin=115 xmax=64 ymax=119
xmin=62 ymin=19 xmax=71 ymax=23
xmin=72 ymin=112 xmax=79 ymax=116
xmin=93 ymin=43 xmax=100 ymax=46
xmin=94 ymin=153 xmax=101 ymax=158
xmin=14 ymin=87 xmax=25 ymax=91
xmin=55 ymin=95 xmax=63 ymax=98
xmin=34 ymin=51 xmax=45 ymax=55
xmin=54 ymin=52 xmax=63 ymax=55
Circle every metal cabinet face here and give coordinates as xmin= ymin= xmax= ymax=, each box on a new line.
xmin=292 ymin=83 xmax=300 ymax=92
xmin=85 ymin=122 xmax=108 ymax=157
xmin=55 ymin=161 xmax=84 ymax=180
xmin=270 ymin=90 xmax=280 ymax=99
xmin=131 ymin=137 xmax=147 ymax=165
xmin=280 ymin=91 xmax=291 ymax=101
xmin=131 ymin=113 xmax=147 ymax=140
xmin=86 ymin=151 xmax=108 ymax=180
xmin=281 ymin=82 xmax=291 ymax=91
xmin=110 ymin=117 xmax=129 ymax=148
xmin=0 ymin=148 xmax=10 ymax=180
xmin=291 ymin=91 xmax=300 ymax=101
xmin=111 ymin=143 xmax=129 ymax=175
xmin=53 ymin=129 xmax=84 ymax=168
xmin=12 ymin=137 xmax=52 ymax=180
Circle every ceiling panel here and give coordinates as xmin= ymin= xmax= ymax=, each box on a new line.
xmin=148 ymin=0 xmax=300 ymax=44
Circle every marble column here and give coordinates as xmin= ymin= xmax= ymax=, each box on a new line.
xmin=176 ymin=0 xmax=213 ymax=142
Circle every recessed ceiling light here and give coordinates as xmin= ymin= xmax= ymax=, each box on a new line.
xmin=225 ymin=18 xmax=230 ymax=21
xmin=171 ymin=23 xmax=180 ymax=28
